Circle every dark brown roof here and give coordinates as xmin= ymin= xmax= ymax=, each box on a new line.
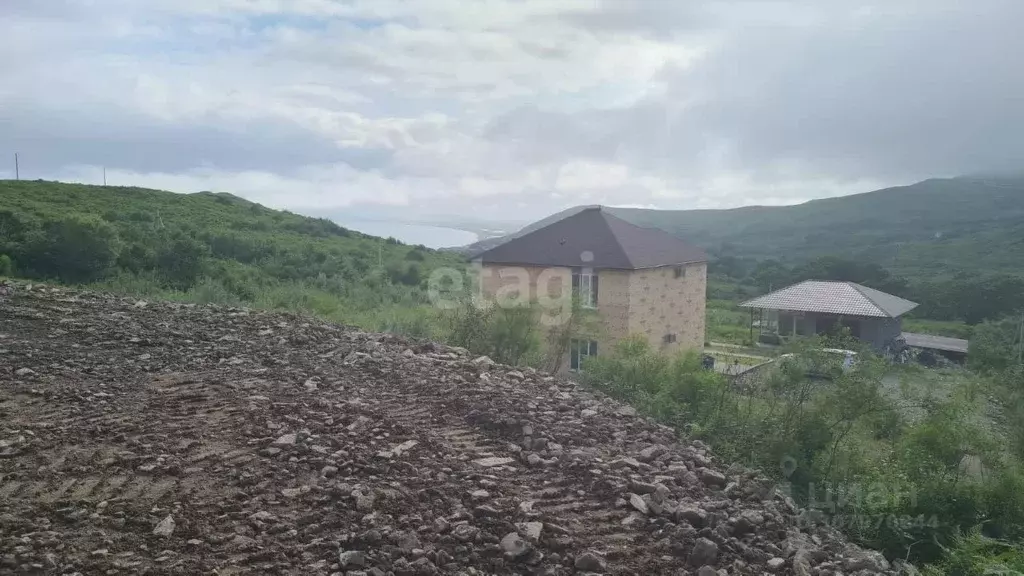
xmin=475 ymin=206 xmax=707 ymax=269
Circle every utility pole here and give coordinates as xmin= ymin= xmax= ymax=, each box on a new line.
xmin=14 ymin=153 xmax=19 ymax=180
xmin=1018 ymin=311 xmax=1024 ymax=364
xmin=103 ymin=166 xmax=107 ymax=186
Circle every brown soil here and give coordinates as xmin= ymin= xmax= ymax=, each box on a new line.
xmin=0 ymin=282 xmax=908 ymax=575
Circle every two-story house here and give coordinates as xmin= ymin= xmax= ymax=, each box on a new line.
xmin=474 ymin=206 xmax=708 ymax=372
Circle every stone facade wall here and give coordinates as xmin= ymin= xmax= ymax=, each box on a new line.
xmin=592 ymin=269 xmax=631 ymax=348
xmin=479 ymin=264 xmax=569 ymax=305
xmin=626 ymin=262 xmax=707 ymax=355
xmin=862 ymin=316 xmax=903 ymax=351
xmin=479 ymin=262 xmax=707 ymax=371
xmin=480 ymin=264 xmax=630 ymax=372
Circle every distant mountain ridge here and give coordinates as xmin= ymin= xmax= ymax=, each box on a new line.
xmin=455 ymin=176 xmax=1024 ymax=279
xmin=447 ymin=205 xmax=599 ymax=256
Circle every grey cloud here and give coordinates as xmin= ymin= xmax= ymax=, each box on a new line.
xmin=663 ymin=0 xmax=1024 ymax=181
xmin=482 ymin=106 xmax=626 ymax=165
xmin=550 ymin=1 xmax=713 ymax=37
xmin=2 ymin=0 xmax=1022 ymax=216
xmin=2 ymin=0 xmax=95 ymax=18
xmin=0 ymin=100 xmax=386 ymax=177
xmin=493 ymin=0 xmax=1024 ymax=193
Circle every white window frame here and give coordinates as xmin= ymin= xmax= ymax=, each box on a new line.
xmin=569 ymin=338 xmax=598 ymax=372
xmin=572 ymin=268 xmax=598 ymax=309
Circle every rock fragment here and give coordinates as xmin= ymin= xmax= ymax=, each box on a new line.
xmin=273 ymin=433 xmax=297 ymax=445
xmin=339 ymin=550 xmax=366 ymax=568
xmin=519 ymin=521 xmax=543 ymax=542
xmin=452 ymin=524 xmax=479 ymax=542
xmin=689 ymin=537 xmax=719 ymax=567
xmin=500 ymin=532 xmax=529 ymax=559
xmin=152 ymin=515 xmax=175 ymax=537
xmin=575 ymin=551 xmax=607 ymax=573
xmin=629 ymin=493 xmax=649 ymax=515
xmin=698 ymin=468 xmax=727 ymax=487
xmin=473 ymin=456 xmax=513 ymax=467
xmin=609 ymin=457 xmax=641 ymax=470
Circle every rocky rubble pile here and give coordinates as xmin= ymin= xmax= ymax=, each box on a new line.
xmin=0 ymin=282 xmax=913 ymax=575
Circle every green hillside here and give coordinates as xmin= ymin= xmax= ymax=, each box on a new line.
xmin=459 ymin=176 xmax=1024 ymax=279
xmin=608 ymin=176 xmax=1024 ymax=279
xmin=0 ymin=180 xmax=464 ymax=330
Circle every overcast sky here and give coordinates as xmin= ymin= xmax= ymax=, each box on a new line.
xmin=2 ymin=1 xmax=1022 ymax=222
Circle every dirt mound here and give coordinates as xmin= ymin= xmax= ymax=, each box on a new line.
xmin=1 ymin=282 xmax=911 ymax=575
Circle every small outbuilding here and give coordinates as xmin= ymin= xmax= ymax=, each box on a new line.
xmin=739 ymin=280 xmax=918 ymax=352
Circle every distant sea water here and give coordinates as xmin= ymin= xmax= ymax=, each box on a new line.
xmin=333 ymin=219 xmax=478 ymax=249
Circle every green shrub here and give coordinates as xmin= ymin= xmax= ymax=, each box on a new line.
xmin=922 ymin=531 xmax=1024 ymax=576
xmin=26 ymin=215 xmax=120 ymax=283
xmin=0 ymin=209 xmax=30 ymax=249
xmin=156 ymin=233 xmax=208 ymax=289
xmin=92 ymin=272 xmax=172 ymax=297
xmin=184 ymin=277 xmax=243 ymax=306
xmin=444 ymin=301 xmax=494 ymax=352
xmin=969 ymin=317 xmax=1022 ymax=373
xmin=374 ymin=307 xmax=436 ymax=339
xmin=442 ymin=301 xmax=539 ymax=366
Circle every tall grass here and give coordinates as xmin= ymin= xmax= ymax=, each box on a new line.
xmin=90 ymin=272 xmax=443 ymax=339
xmin=443 ymin=300 xmax=540 ymax=365
xmin=582 ymin=335 xmax=1024 ymax=570
xmin=903 ymin=317 xmax=975 ymax=340
xmin=706 ymin=299 xmax=754 ymax=345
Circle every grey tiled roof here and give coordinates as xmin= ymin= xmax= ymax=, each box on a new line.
xmin=475 ymin=206 xmax=707 ymax=269
xmin=739 ymin=280 xmax=918 ymax=318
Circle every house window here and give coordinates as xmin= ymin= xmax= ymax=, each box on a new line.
xmin=569 ymin=339 xmax=598 ymax=371
xmin=663 ymin=334 xmax=677 ymax=344
xmin=571 ymin=269 xmax=599 ymax=308
xmin=674 ymin=266 xmax=686 ymax=279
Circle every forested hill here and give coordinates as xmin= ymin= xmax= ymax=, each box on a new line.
xmin=460 ymin=176 xmax=1024 ymax=280
xmin=611 ymin=176 xmax=1024 ymax=279
xmin=0 ymin=180 xmax=461 ymax=294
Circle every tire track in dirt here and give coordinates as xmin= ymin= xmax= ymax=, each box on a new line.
xmin=365 ymin=372 xmax=657 ymax=574
xmin=1 ymin=282 xmax=909 ymax=576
